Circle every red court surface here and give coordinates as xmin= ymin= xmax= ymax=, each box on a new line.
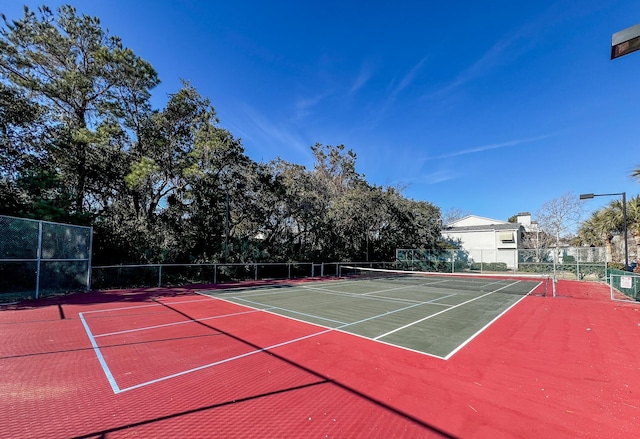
xmin=1 ymin=279 xmax=639 ymax=438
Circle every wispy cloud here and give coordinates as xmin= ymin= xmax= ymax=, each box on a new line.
xmin=422 ymin=169 xmax=458 ymax=184
xmin=427 ymin=134 xmax=550 ymax=160
xmin=293 ymin=92 xmax=329 ymax=121
xmin=350 ymin=64 xmax=373 ymax=94
xmin=355 ymin=55 xmax=428 ymax=128
xmin=431 ymin=38 xmax=516 ymax=98
xmin=229 ymin=103 xmax=312 ymax=162
xmin=390 ymin=169 xmax=459 ymax=190
xmin=389 ymin=56 xmax=428 ymax=100
xmin=425 ymin=16 xmax=545 ymax=100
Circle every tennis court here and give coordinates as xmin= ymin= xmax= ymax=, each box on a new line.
xmin=1 ymin=273 xmax=639 ymax=438
xmin=199 ymin=268 xmax=544 ymax=358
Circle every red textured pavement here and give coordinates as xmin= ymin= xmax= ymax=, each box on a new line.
xmin=0 ymin=280 xmax=639 ymax=438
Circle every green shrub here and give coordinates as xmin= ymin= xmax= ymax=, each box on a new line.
xmin=518 ymin=263 xmax=554 ymax=273
xmin=470 ymin=262 xmax=508 ymax=271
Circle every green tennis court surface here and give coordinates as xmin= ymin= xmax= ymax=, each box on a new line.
xmin=200 ymin=269 xmax=544 ymax=358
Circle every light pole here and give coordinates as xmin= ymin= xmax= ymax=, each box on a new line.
xmin=607 ymin=25 xmax=637 ymax=268
xmin=579 ymin=192 xmax=628 ymax=269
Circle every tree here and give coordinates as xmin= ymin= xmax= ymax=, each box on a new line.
xmin=311 ymin=143 xmax=360 ymax=197
xmin=442 ymin=207 xmax=471 ymax=225
xmin=575 ymin=196 xmax=640 ymax=264
xmin=575 ymin=209 xmax=616 ymax=262
xmin=181 ymin=92 xmax=253 ymax=263
xmin=536 ymin=193 xmax=583 ymax=247
xmin=626 ymin=197 xmax=640 ymax=264
xmin=0 ymin=82 xmax=45 ymax=215
xmin=1 ymin=5 xmax=445 ymax=267
xmin=0 ymin=5 xmax=159 ymax=216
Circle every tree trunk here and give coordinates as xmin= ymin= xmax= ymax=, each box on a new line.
xmin=604 ymin=233 xmax=614 ymax=263
xmin=632 ymin=229 xmax=640 ymax=265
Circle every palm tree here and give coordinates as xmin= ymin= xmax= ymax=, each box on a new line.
xmin=576 ymin=196 xmax=640 ymax=264
xmin=576 ymin=210 xmax=615 ymax=261
xmin=625 ymin=196 xmax=640 ymax=264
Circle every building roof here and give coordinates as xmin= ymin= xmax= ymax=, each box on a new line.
xmin=443 ymin=222 xmax=522 ymax=232
xmin=446 ymin=214 xmax=510 ymax=228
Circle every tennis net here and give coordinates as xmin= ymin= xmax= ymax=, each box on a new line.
xmin=338 ymin=265 xmax=549 ymax=296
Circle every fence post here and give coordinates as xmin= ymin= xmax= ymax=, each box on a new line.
xmin=255 ymin=264 xmax=258 ymax=281
xmin=35 ymin=221 xmax=43 ymax=299
xmin=451 ymin=250 xmax=454 ymax=273
xmin=158 ymin=265 xmax=162 ymax=287
xmin=86 ymin=227 xmax=94 ymax=291
xmin=311 ymin=263 xmax=315 ymax=277
xmin=321 ymin=262 xmax=324 ymax=277
xmin=214 ymin=264 xmax=217 ymax=284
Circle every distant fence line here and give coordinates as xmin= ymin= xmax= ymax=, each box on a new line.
xmin=2 ymin=256 xmax=393 ymax=301
xmin=90 ymin=261 xmax=393 ymax=291
xmin=0 ymin=215 xmax=621 ymax=303
xmin=396 ymin=247 xmax=608 ymax=280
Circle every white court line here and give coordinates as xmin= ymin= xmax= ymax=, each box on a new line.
xmin=335 ymin=293 xmax=458 ymax=330
xmin=224 ymin=287 xmax=459 ymax=328
xmin=83 ymin=286 xmax=451 ymax=395
xmin=212 ymin=282 xmax=441 ymax=307
xmin=374 ymin=280 xmax=523 ymax=340
xmin=302 ymin=283 xmax=419 ymax=297
xmin=299 ymin=284 xmax=446 ymax=306
xmin=443 ymin=283 xmax=540 ymax=360
xmin=360 ymin=281 xmax=442 ymax=295
xmin=94 ymin=308 xmax=272 ymax=337
xmin=81 ymin=295 xmax=279 ymax=393
xmin=220 ymin=288 xmax=308 ymax=299
xmin=86 ymin=291 xmax=436 ymax=394
xmin=83 ymin=278 xmax=535 ymax=394
xmin=116 ymin=327 xmax=334 ymax=393
xmin=202 ymin=286 xmax=301 ymax=298
xmin=79 ymin=312 xmax=121 ymax=393
xmin=209 ymin=292 xmax=459 ymax=361
xmin=231 ymin=297 xmax=349 ymax=325
xmin=80 ymin=297 xmax=214 ymax=315
xmin=214 ymin=292 xmax=458 ymax=335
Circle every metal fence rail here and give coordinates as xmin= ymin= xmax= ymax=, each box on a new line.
xmin=0 ymin=215 xmax=92 ymax=301
xmin=90 ymin=261 xmax=393 ymax=290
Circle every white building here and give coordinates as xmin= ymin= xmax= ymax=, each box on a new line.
xmin=441 ymin=213 xmax=534 ymax=269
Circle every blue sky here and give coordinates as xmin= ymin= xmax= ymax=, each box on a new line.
xmin=4 ymin=1 xmax=640 ymax=222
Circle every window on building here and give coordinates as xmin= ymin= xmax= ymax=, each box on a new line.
xmin=499 ymin=232 xmax=515 ymax=243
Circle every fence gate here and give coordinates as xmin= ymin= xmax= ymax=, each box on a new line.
xmin=0 ymin=215 xmax=92 ymax=301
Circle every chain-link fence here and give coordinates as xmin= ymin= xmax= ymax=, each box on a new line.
xmin=90 ymin=261 xmax=393 ymax=290
xmin=396 ymin=247 xmax=607 ymax=280
xmin=0 ymin=215 xmax=92 ymax=301
xmin=607 ymin=269 xmax=640 ymax=301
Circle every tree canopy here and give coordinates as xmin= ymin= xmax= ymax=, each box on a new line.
xmin=575 ymin=196 xmax=640 ymax=265
xmin=0 ymin=5 xmax=442 ymax=265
